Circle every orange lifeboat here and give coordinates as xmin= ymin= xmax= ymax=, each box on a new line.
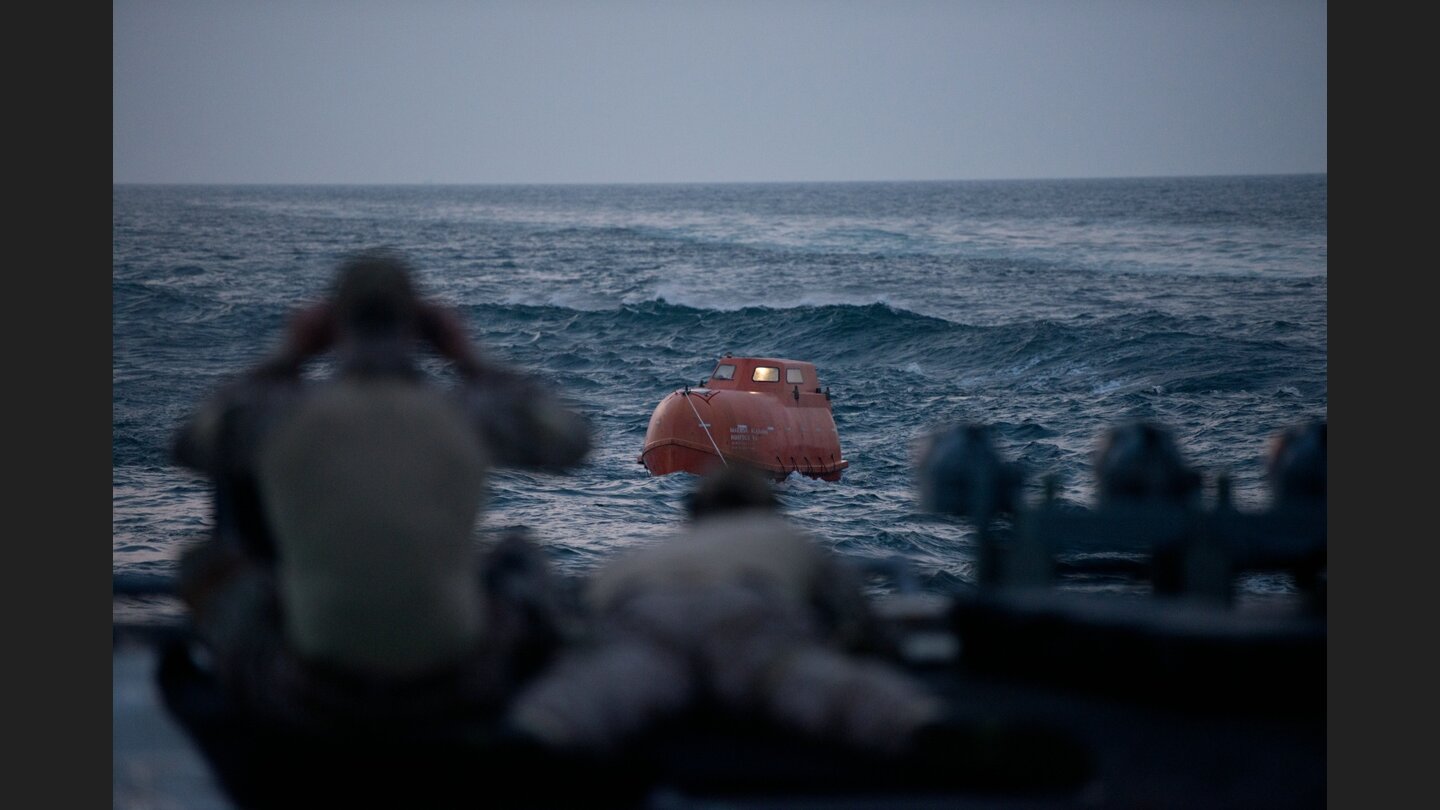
xmin=638 ymin=355 xmax=849 ymax=481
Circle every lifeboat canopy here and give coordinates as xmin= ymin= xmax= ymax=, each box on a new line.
xmin=637 ymin=355 xmax=849 ymax=481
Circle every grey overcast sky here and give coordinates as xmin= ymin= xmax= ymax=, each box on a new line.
xmin=112 ymin=0 xmax=1326 ymax=185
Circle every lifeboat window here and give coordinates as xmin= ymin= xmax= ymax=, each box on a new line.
xmin=752 ymin=366 xmax=780 ymax=382
xmin=786 ymin=368 xmax=806 ymax=384
xmin=712 ymin=364 xmax=736 ymax=381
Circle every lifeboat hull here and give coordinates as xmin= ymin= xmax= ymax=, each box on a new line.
xmin=638 ymin=357 xmax=849 ymax=481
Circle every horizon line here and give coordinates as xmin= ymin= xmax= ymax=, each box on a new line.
xmin=113 ymin=171 xmax=1327 ymax=188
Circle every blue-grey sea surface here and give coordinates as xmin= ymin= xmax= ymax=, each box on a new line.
xmin=113 ymin=176 xmax=1327 ymax=620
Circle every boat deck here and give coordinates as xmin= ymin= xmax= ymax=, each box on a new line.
xmin=113 ymin=587 xmax=1324 ymax=809
xmin=114 ymin=636 xmax=232 ymax=810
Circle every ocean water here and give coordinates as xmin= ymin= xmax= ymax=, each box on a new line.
xmin=112 ymin=176 xmax=1327 ymax=621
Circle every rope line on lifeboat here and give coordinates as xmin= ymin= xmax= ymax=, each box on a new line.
xmin=683 ymin=391 xmax=728 ymax=467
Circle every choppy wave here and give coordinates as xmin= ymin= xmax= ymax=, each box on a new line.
xmin=113 ymin=177 xmax=1327 ymax=616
